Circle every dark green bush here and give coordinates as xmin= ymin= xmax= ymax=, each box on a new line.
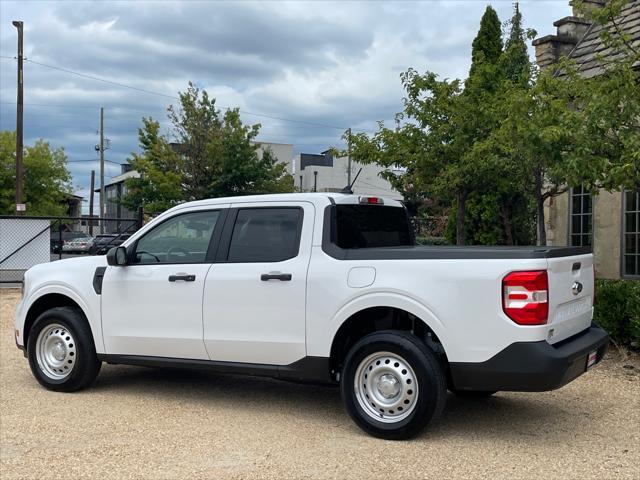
xmin=593 ymin=279 xmax=640 ymax=346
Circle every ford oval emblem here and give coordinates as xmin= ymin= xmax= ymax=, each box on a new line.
xmin=572 ymin=281 xmax=583 ymax=295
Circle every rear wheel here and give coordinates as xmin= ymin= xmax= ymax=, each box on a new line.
xmin=341 ymin=330 xmax=446 ymax=440
xmin=27 ymin=306 xmax=101 ymax=392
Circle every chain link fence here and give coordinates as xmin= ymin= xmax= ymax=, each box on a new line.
xmin=0 ymin=215 xmax=142 ymax=284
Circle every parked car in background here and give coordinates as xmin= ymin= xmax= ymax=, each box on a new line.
xmin=88 ymin=234 xmax=132 ymax=255
xmin=50 ymin=231 xmax=90 ymax=254
xmin=62 ymin=236 xmax=94 ymax=254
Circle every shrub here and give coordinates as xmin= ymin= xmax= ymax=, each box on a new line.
xmin=593 ymin=279 xmax=640 ymax=346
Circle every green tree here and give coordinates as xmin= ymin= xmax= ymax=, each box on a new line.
xmin=121 ymin=118 xmax=184 ymax=213
xmin=499 ymin=2 xmax=533 ymax=86
xmin=345 ymin=7 xmax=507 ymax=246
xmin=0 ymin=131 xmax=72 ymax=216
xmin=447 ymin=6 xmax=506 ymax=244
xmin=124 ymin=83 xmax=293 ymax=211
xmin=493 ymin=72 xmax=577 ymax=245
xmin=468 ymin=6 xmax=503 ymax=81
xmin=454 ymin=3 xmax=538 ymax=246
xmin=567 ymin=0 xmax=640 ymax=196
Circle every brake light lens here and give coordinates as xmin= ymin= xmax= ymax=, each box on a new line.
xmin=502 ymin=270 xmax=548 ymax=325
xmin=359 ymin=196 xmax=384 ymax=205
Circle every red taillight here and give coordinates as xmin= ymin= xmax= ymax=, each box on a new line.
xmin=502 ymin=270 xmax=548 ymax=325
xmin=359 ymin=196 xmax=384 ymax=205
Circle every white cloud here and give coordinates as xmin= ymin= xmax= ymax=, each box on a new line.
xmin=0 ymin=0 xmax=572 ymax=203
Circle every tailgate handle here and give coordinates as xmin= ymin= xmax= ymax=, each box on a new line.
xmin=572 ymin=262 xmax=581 ymax=272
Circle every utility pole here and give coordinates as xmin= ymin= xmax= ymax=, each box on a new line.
xmin=99 ymin=107 xmax=105 ymax=233
xmin=89 ymin=170 xmax=95 ymax=236
xmin=13 ymin=21 xmax=24 ymax=215
xmin=313 ymin=171 xmax=318 ymax=192
xmin=347 ymin=127 xmax=352 ymax=187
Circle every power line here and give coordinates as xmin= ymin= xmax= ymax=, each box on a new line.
xmin=67 ymin=159 xmax=125 ymax=165
xmin=0 ymin=101 xmax=163 ymax=113
xmin=26 ymin=58 xmax=179 ymax=100
xmin=0 ymin=56 xmax=371 ymax=132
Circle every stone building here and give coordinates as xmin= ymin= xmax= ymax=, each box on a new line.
xmin=532 ymin=0 xmax=640 ymax=279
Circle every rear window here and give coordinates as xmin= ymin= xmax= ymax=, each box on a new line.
xmin=227 ymin=208 xmax=302 ymax=262
xmin=335 ymin=205 xmax=412 ymax=249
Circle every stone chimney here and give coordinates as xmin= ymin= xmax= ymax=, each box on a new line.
xmin=532 ymin=0 xmax=603 ymax=70
xmin=572 ymin=0 xmax=606 ymax=18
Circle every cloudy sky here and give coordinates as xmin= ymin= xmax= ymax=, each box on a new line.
xmin=0 ymin=0 xmax=571 ymax=210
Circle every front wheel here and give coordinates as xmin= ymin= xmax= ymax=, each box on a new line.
xmin=341 ymin=331 xmax=447 ymax=440
xmin=27 ymin=306 xmax=101 ymax=392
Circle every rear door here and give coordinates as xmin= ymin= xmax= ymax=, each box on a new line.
xmin=202 ymin=202 xmax=313 ymax=365
xmin=546 ymin=254 xmax=594 ymax=344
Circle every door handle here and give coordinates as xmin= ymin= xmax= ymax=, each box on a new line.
xmin=260 ymin=273 xmax=292 ymax=281
xmin=168 ymin=274 xmax=196 ymax=282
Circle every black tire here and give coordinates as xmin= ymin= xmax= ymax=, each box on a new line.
xmin=450 ymin=389 xmax=497 ymax=398
xmin=340 ymin=330 xmax=447 ymax=440
xmin=27 ymin=306 xmax=101 ymax=392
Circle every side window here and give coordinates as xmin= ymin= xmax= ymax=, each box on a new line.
xmin=227 ymin=208 xmax=302 ymax=262
xmin=134 ymin=211 xmax=220 ymax=264
xmin=623 ymin=189 xmax=639 ymax=278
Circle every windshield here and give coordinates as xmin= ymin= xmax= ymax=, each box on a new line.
xmin=335 ymin=205 xmax=413 ymax=249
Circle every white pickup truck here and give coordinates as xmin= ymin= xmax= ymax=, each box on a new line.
xmin=15 ymin=193 xmax=608 ymax=439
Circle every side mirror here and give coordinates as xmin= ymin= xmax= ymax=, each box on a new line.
xmin=106 ymin=246 xmax=128 ymax=266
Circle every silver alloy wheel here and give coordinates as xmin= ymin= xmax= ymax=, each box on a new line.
xmin=35 ymin=323 xmax=77 ymax=380
xmin=354 ymin=351 xmax=419 ymax=423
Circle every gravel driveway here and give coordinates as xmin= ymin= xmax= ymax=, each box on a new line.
xmin=1 ymin=288 xmax=638 ymax=479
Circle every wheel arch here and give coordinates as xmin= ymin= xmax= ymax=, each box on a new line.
xmin=22 ymin=289 xmax=99 ymax=352
xmin=328 ymin=296 xmax=449 ymax=376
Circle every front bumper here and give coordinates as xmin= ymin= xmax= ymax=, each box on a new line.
xmin=449 ymin=323 xmax=609 ymax=392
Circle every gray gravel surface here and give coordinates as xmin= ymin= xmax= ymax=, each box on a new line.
xmin=1 ymin=288 xmax=639 ymax=479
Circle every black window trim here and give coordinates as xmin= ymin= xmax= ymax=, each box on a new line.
xmin=125 ymin=208 xmax=228 ymax=266
xmin=216 ymin=206 xmax=305 ymax=264
xmin=621 ymin=188 xmax=640 ymax=280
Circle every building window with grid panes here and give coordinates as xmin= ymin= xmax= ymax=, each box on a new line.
xmin=623 ymin=189 xmax=640 ymax=278
xmin=569 ymin=186 xmax=592 ymax=247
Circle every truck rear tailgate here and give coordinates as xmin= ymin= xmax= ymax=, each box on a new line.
xmin=546 ymin=254 xmax=594 ymax=344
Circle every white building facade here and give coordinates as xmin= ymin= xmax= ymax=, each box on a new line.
xmin=293 ymin=151 xmax=403 ymax=200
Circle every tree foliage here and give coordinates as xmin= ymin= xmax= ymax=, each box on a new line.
xmin=0 ymin=131 xmax=72 ymax=216
xmin=455 ymin=4 xmax=538 ymax=246
xmin=123 ymin=83 xmax=293 ymax=212
xmin=345 ymin=2 xmax=639 ymax=247
xmin=469 ymin=6 xmax=503 ymax=80
xmin=121 ymin=118 xmax=184 ymax=213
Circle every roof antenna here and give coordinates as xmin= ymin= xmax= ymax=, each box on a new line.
xmin=340 ymin=168 xmax=362 ymax=194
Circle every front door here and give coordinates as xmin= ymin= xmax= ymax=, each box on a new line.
xmin=203 ymin=202 xmax=313 ymax=365
xmin=102 ymin=208 xmax=226 ymax=359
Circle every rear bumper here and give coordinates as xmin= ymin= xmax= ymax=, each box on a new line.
xmin=449 ymin=323 xmax=609 ymax=392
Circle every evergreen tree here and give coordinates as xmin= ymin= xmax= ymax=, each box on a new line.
xmin=448 ymin=6 xmax=505 ymax=244
xmin=468 ymin=6 xmax=503 ymax=82
xmin=500 ymin=2 xmax=532 ymax=86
